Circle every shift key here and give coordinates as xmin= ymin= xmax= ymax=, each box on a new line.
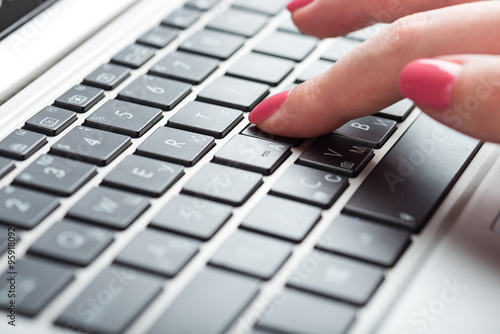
xmin=343 ymin=114 xmax=480 ymax=231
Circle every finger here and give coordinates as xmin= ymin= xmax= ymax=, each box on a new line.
xmin=287 ymin=0 xmax=479 ymax=38
xmin=249 ymin=1 xmax=500 ymax=138
xmin=400 ymin=56 xmax=500 ymax=143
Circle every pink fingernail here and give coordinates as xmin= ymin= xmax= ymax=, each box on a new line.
xmin=399 ymin=59 xmax=463 ymax=110
xmin=249 ymin=90 xmax=291 ymax=124
xmin=287 ymin=0 xmax=314 ymax=13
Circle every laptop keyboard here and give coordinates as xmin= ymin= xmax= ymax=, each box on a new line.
xmin=0 ymin=1 xmax=481 ymax=333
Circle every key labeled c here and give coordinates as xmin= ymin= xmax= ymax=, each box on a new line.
xmin=300 ymin=177 xmax=321 ymax=189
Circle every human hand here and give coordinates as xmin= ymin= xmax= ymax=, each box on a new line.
xmin=249 ymin=0 xmax=500 ymax=143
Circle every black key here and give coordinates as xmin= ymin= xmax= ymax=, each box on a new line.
xmin=161 ymin=7 xmax=200 ymax=29
xmin=256 ymin=289 xmax=356 ymax=334
xmin=56 ymin=265 xmax=163 ymax=334
xmin=29 ymin=219 xmax=114 ymax=266
xmin=207 ymin=8 xmax=268 ymax=37
xmin=242 ymin=195 xmax=321 ymax=242
xmin=151 ymin=194 xmax=232 ymax=240
xmin=111 ymin=44 xmax=156 ymax=69
xmin=136 ymin=127 xmax=215 ymax=166
xmin=375 ymin=99 xmax=415 ymax=122
xmin=197 ymin=76 xmax=269 ymax=112
xmin=83 ymin=63 xmax=131 ymax=90
xmin=168 ymin=101 xmax=243 ymax=139
xmin=232 ymin=0 xmax=288 ymax=16
xmin=137 ymin=25 xmax=178 ymax=48
xmin=67 ymin=187 xmax=150 ymax=229
xmin=270 ymin=164 xmax=348 ymax=209
xmin=118 ymin=74 xmax=191 ymax=111
xmin=0 ymin=157 xmax=15 ymax=179
xmin=0 ymin=257 xmax=74 ymax=317
xmin=210 ymin=230 xmax=292 ymax=279
xmin=148 ymin=267 xmax=259 ymax=334
xmin=115 ymin=229 xmax=199 ymax=277
xmin=14 ymin=155 xmax=97 ymax=197
xmin=182 ymin=162 xmax=262 ymax=206
xmin=317 ymin=215 xmax=411 ymax=267
xmin=186 ymin=0 xmax=219 ymax=11
xmin=331 ymin=116 xmax=397 ymax=149
xmin=288 ymin=250 xmax=384 ymax=305
xmin=278 ymin=16 xmax=301 ymax=34
xmin=51 ymin=126 xmax=131 ymax=166
xmin=254 ymin=31 xmax=317 ymax=62
xmin=54 ymin=84 xmax=104 ymax=113
xmin=241 ymin=125 xmax=303 ymax=147
xmin=296 ymin=59 xmax=334 ymax=83
xmin=214 ymin=134 xmax=291 ymax=175
xmin=24 ymin=106 xmax=77 ymax=136
xmin=0 ymin=186 xmax=59 ymax=229
xmin=298 ymin=134 xmax=374 ymax=177
xmin=227 ymin=52 xmax=294 ymax=86
xmin=85 ymin=99 xmax=163 ymax=138
xmin=179 ymin=30 xmax=244 ymax=60
xmin=321 ymin=38 xmax=360 ymax=62
xmin=0 ymin=129 xmax=46 ymax=160
xmin=344 ymin=114 xmax=480 ymax=231
xmin=103 ymin=155 xmax=184 ymax=197
xmin=150 ymin=51 xmax=219 ymax=85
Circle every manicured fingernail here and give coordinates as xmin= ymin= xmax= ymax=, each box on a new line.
xmin=399 ymin=59 xmax=463 ymax=110
xmin=287 ymin=0 xmax=314 ymax=13
xmin=249 ymin=90 xmax=291 ymax=124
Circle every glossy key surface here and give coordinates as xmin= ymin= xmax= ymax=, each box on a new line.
xmin=0 ymin=129 xmax=46 ymax=160
xmin=103 ymin=155 xmax=184 ymax=197
xmin=118 ymin=74 xmax=191 ymax=111
xmin=197 ymin=76 xmax=269 ymax=112
xmin=54 ymin=85 xmax=104 ymax=113
xmin=179 ymin=30 xmax=244 ymax=60
xmin=150 ymin=51 xmax=219 ymax=85
xmin=57 ymin=265 xmax=163 ymax=334
xmin=111 ymin=44 xmax=156 ymax=69
xmin=0 ymin=186 xmax=59 ymax=229
xmin=317 ymin=215 xmax=411 ymax=267
xmin=83 ymin=63 xmax=131 ymax=90
xmin=227 ymin=52 xmax=294 ymax=86
xmin=115 ymin=228 xmax=199 ymax=277
xmin=151 ymin=194 xmax=232 ymax=240
xmin=0 ymin=257 xmax=74 ymax=317
xmin=344 ymin=114 xmax=480 ymax=231
xmin=29 ymin=219 xmax=114 ymax=266
xmin=256 ymin=289 xmax=356 ymax=334
xmin=168 ymin=101 xmax=243 ymax=138
xmin=270 ymin=164 xmax=349 ymax=208
xmin=136 ymin=127 xmax=215 ymax=166
xmin=210 ymin=229 xmax=292 ymax=279
xmin=288 ymin=250 xmax=384 ymax=305
xmin=67 ymin=187 xmax=150 ymax=229
xmin=25 ymin=106 xmax=77 ymax=136
xmin=51 ymin=126 xmax=131 ymax=166
xmin=213 ymin=134 xmax=291 ymax=175
xmin=182 ymin=163 xmax=262 ymax=206
xmin=85 ymin=99 xmax=163 ymax=138
xmin=14 ymin=155 xmax=97 ymax=197
xmin=148 ymin=267 xmax=259 ymax=334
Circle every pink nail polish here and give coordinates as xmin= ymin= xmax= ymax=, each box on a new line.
xmin=249 ymin=90 xmax=291 ymax=124
xmin=399 ymin=59 xmax=462 ymax=110
xmin=287 ymin=0 xmax=314 ymax=13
